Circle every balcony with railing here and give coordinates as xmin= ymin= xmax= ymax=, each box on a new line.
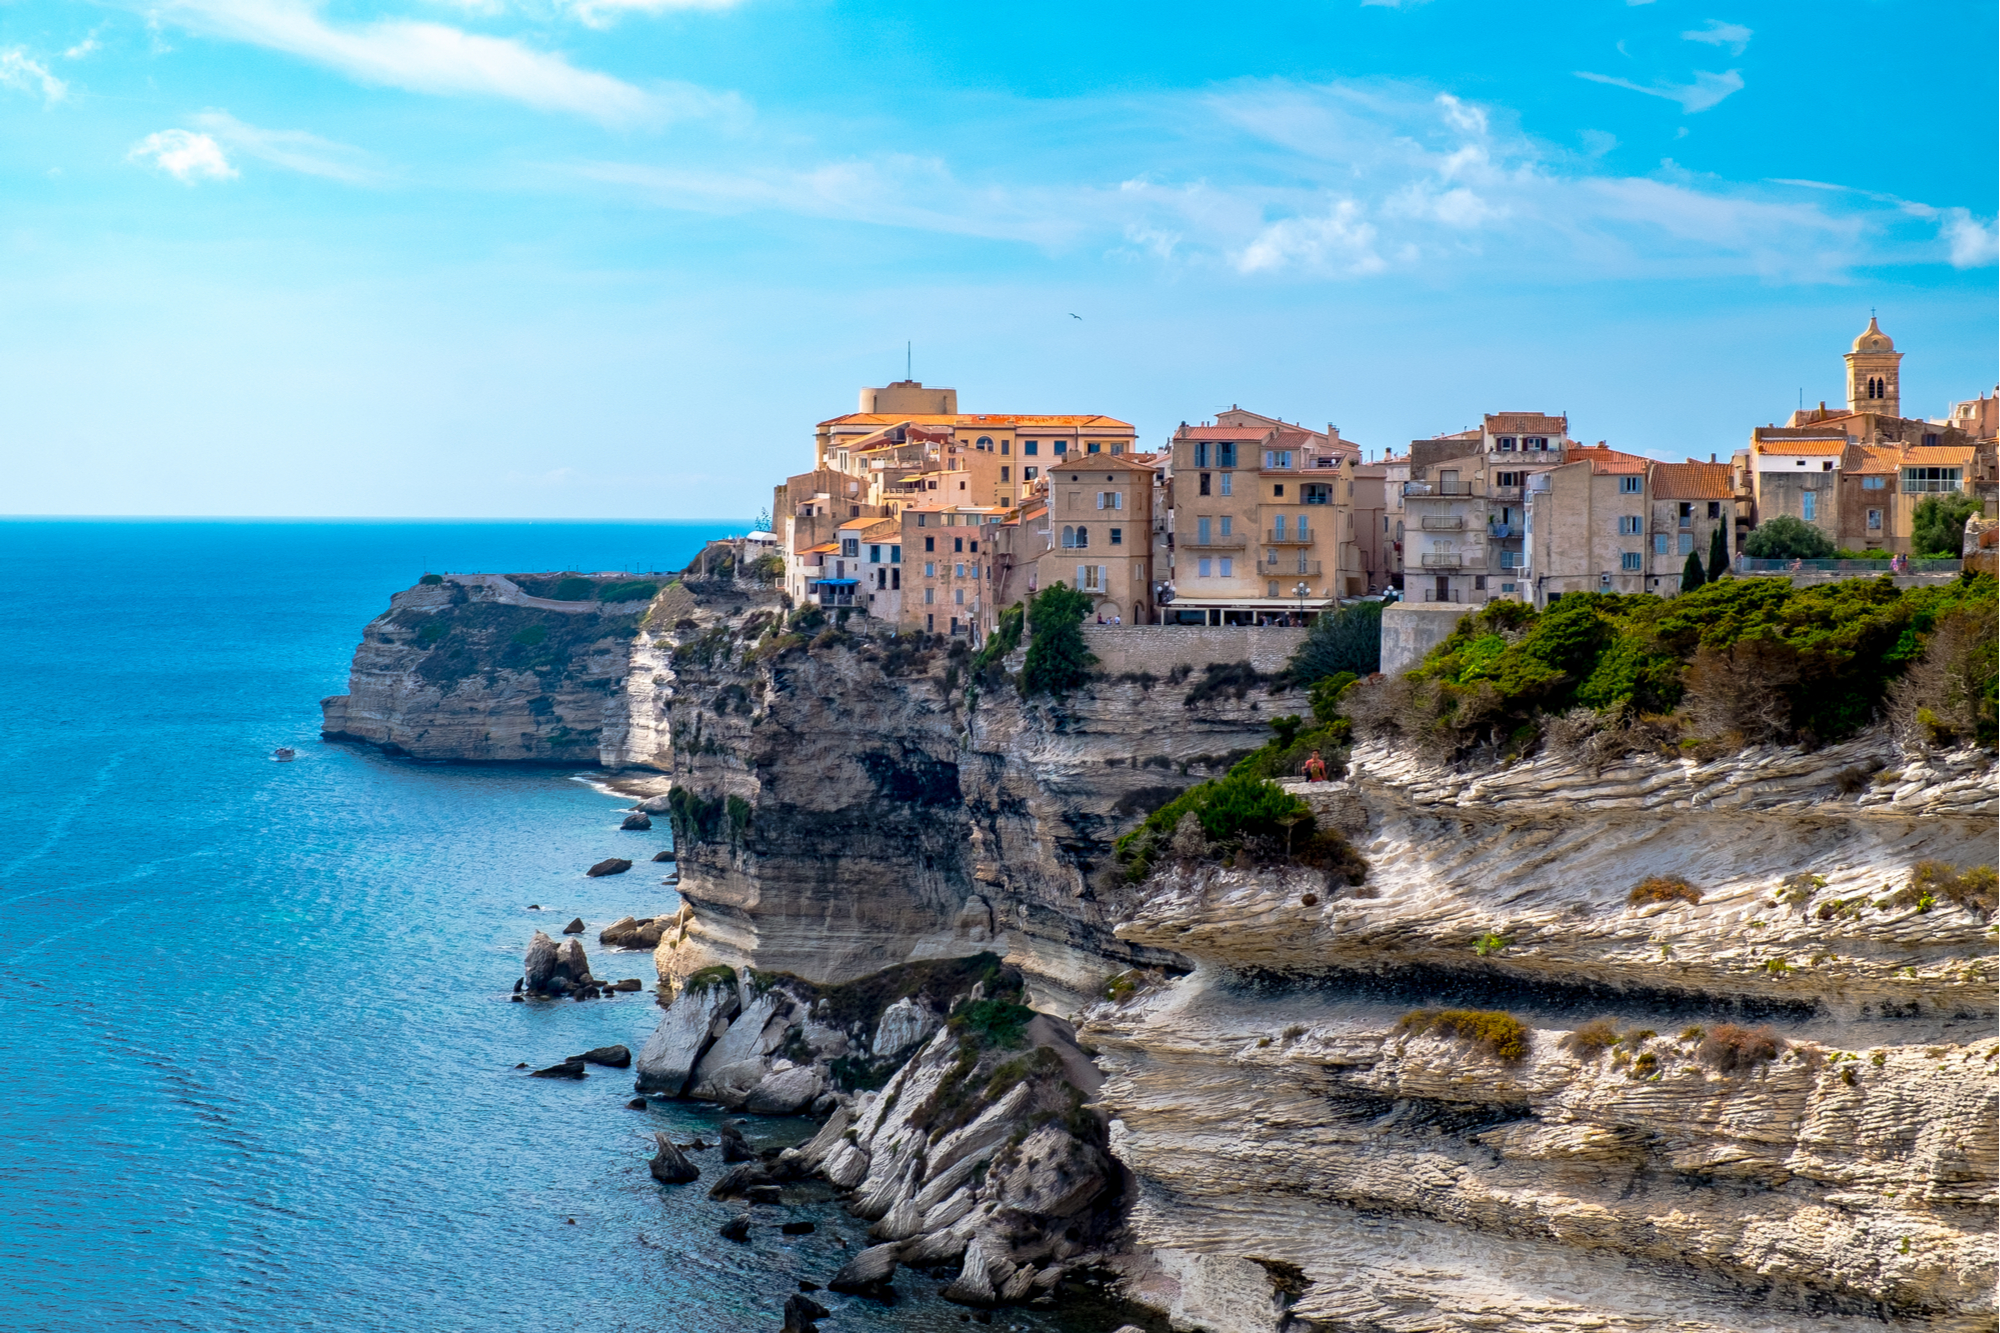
xmin=1422 ymin=589 xmax=1465 ymax=603
xmin=1266 ymin=528 xmax=1316 ymax=545
xmin=1487 ymin=521 xmax=1519 ymax=538
xmin=1420 ymin=552 xmax=1464 ymax=568
xmin=1263 ymin=556 xmax=1323 ymax=575
xmin=1420 ymin=515 xmax=1465 ymax=531
xmin=1182 ymin=533 xmax=1248 ymax=550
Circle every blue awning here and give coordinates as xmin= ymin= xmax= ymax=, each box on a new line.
xmin=813 ymin=578 xmax=859 ymax=587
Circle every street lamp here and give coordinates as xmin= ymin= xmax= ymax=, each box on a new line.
xmin=1293 ymin=581 xmax=1309 ymax=624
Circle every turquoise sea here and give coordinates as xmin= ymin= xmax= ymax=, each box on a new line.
xmin=0 ymin=521 xmax=1141 ymax=1333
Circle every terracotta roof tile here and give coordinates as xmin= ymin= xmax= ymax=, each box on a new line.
xmin=1572 ymin=444 xmax=1648 ymax=475
xmin=1901 ymin=445 xmax=1975 ymax=465
xmin=1649 ymin=461 xmax=1732 ymax=499
xmin=1754 ymin=438 xmax=1846 ymax=456
xmin=1484 ymin=413 xmax=1567 ymax=435
xmin=818 ymin=412 xmax=1136 ymax=430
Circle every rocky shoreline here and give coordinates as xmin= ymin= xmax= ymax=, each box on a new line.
xmin=328 ymin=573 xmax=1998 ymax=1332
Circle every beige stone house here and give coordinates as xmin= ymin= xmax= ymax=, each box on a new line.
xmin=1524 ymin=445 xmax=1654 ymax=604
xmin=1400 ymin=414 xmax=1573 ymax=605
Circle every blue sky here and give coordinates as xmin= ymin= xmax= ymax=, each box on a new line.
xmin=2 ymin=0 xmax=1993 ymax=518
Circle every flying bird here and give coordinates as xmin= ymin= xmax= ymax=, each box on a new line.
xmin=1070 ymin=313 xmax=1082 ymax=320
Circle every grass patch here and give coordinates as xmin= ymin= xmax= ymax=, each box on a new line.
xmin=1561 ymin=1018 xmax=1619 ymax=1059
xmin=597 ymin=579 xmax=661 ymax=603
xmin=1908 ymin=860 xmax=1998 ymax=917
xmin=682 ymin=965 xmax=737 ymax=997
xmin=1629 ymin=875 xmax=1701 ymax=906
xmin=1395 ymin=1008 xmax=1529 ymax=1062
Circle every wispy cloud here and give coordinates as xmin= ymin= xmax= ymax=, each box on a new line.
xmin=1938 ymin=210 xmax=1997 ymax=268
xmin=0 ymin=47 xmax=69 ymax=103
xmin=558 ymin=0 xmax=745 ymax=30
xmin=64 ymin=28 xmax=104 ymax=59
xmin=192 ymin=110 xmax=382 ymax=183
xmin=1682 ymin=20 xmax=1752 ymax=55
xmin=158 ymin=0 xmax=728 ymax=126
xmin=565 ymin=78 xmax=1984 ymax=285
xmin=129 ymin=129 xmax=239 ymax=181
xmin=1574 ymin=68 xmax=1743 ymax=113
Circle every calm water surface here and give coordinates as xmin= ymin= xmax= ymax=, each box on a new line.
xmin=0 ymin=521 xmax=1138 ymax=1333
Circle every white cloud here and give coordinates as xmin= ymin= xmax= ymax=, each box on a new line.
xmin=64 ymin=29 xmax=103 ymax=59
xmin=192 ymin=110 xmax=380 ymax=183
xmin=1236 ymin=201 xmax=1384 ymax=274
xmin=1579 ymin=129 xmax=1618 ymax=157
xmin=1682 ymin=20 xmax=1753 ymax=55
xmin=1359 ymin=0 xmax=1432 ymax=7
xmin=0 ymin=48 xmax=69 ymax=103
xmin=1574 ymin=68 xmax=1744 ymax=114
xmin=1435 ymin=93 xmax=1485 ymax=135
xmin=559 ymin=0 xmax=745 ymax=30
xmin=158 ymin=0 xmax=724 ymax=126
xmin=128 ymin=129 xmax=239 ymax=182
xmin=1939 ymin=209 xmax=1997 ymax=268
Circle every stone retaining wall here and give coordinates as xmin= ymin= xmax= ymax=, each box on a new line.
xmin=1077 ymin=625 xmax=1305 ymax=676
xmin=1380 ymin=603 xmax=1470 ymax=676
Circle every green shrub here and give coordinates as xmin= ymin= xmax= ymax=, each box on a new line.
xmin=1681 ymin=550 xmax=1705 ymax=594
xmin=1697 ymin=1023 xmax=1782 ymax=1072
xmin=597 ymin=579 xmax=660 ymax=603
xmin=947 ymin=998 xmax=1035 ymax=1050
xmin=1396 ymin=1008 xmax=1529 ymax=1062
xmin=1021 ymin=583 xmax=1096 ymax=694
xmin=1904 ymin=860 xmax=1996 ymax=917
xmin=1183 ymin=661 xmax=1269 ymax=707
xmin=551 ymin=576 xmax=596 ymax=601
xmin=1912 ymin=492 xmax=1981 ymax=559
xmin=1289 ymin=600 xmax=1384 ymax=681
xmin=1113 ymin=773 xmax=1366 ymax=887
xmin=1743 ymin=516 xmax=1835 ymax=560
xmin=510 ymin=624 xmax=548 ymax=647
xmin=682 ymin=965 xmax=737 ymax=997
xmin=418 ymin=573 xmax=445 ymax=586
xmin=974 ymin=602 xmax=1025 ymax=683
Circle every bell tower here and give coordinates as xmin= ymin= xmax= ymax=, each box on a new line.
xmin=1844 ymin=315 xmax=1901 ymax=417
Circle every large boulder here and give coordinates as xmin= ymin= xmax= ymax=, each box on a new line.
xmin=647 ymin=1133 xmax=699 ymax=1184
xmin=830 ymin=1242 xmax=901 ymax=1297
xmin=600 ymin=916 xmax=666 ymax=949
xmin=586 ymin=858 xmax=632 ymax=877
xmin=634 ymin=794 xmax=674 ymax=814
xmin=781 ymin=1293 xmax=829 ymax=1333
xmin=634 ymin=980 xmax=741 ymax=1094
xmin=689 ymin=992 xmax=795 ymax=1104
xmin=620 ymin=812 xmax=652 ymax=830
xmin=554 ymin=938 xmax=591 ymax=986
xmin=576 ymin=1045 xmax=631 ymax=1068
xmin=871 ymin=997 xmax=940 ymax=1060
xmin=523 ymin=932 xmax=558 ymax=993
xmin=745 ymin=1065 xmax=824 ymax=1116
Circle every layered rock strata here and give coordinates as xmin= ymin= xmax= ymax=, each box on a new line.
xmin=1082 ymin=736 xmax=1998 ymax=1333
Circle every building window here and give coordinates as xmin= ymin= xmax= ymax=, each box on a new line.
xmin=1707 ymin=501 xmax=1721 ymax=518
xmin=1196 ymin=517 xmax=1211 ymax=544
xmin=1653 ymin=534 xmax=1669 ymax=554
xmin=1868 ymin=508 xmax=1883 ymax=530
xmin=1678 ymin=533 xmax=1694 ymax=555
xmin=1619 ymin=476 xmax=1642 ymax=494
xmin=1274 ymin=514 xmax=1287 ymax=540
xmin=1903 ymin=467 xmax=1962 ymax=493
xmin=1395 ymin=521 xmax=1404 ymax=540
xmin=1198 ymin=557 xmax=1212 ymax=578
xmin=924 ymin=587 xmax=934 ymax=604
xmin=1501 ymin=582 xmax=1516 ymax=593
xmin=1194 ymin=442 xmax=1208 ymax=467
xmin=1267 ymin=580 xmax=1279 ymax=597
xmin=1061 ymin=526 xmax=1075 ymax=549
xmin=955 ymin=563 xmax=965 ymax=577
xmin=1217 ymin=442 xmax=1237 ymax=467
xmin=1802 ymin=491 xmax=1816 ymax=522
xmin=955 ymin=588 xmax=965 ymax=604
xmin=1076 ymin=526 xmax=1089 ymax=548
xmin=1219 ymin=516 xmax=1233 ymax=537
xmin=1862 ymin=475 xmax=1884 ymax=490
xmin=1219 ymin=557 xmax=1234 ymax=576
xmin=1527 ymin=437 xmax=1549 ymax=451
xmin=1109 ymin=527 xmax=1123 ymax=546
xmin=1086 ymin=442 xmax=1101 ymax=454
xmin=1620 ymin=552 xmax=1642 ymax=571
xmin=1000 ymin=466 xmax=1010 ymax=482
xmin=976 ymin=436 xmax=993 ymax=450
xmin=924 ymin=535 xmax=934 ymax=551
xmin=1474 ymin=575 xmax=1487 ymax=590
xmin=1024 ymin=441 xmax=1039 ymax=456
xmin=1303 ymin=483 xmax=1331 ymax=505
xmin=1264 ymin=450 xmax=1294 ymax=469
xmin=1498 ymin=436 xmax=1516 ymax=451
xmin=869 ymin=544 xmax=881 ymax=562
xmin=890 ymin=545 xmax=901 ymax=563
xmin=1096 ymin=491 xmax=1122 ymax=510
xmin=1053 ymin=441 xmax=1068 ymax=455
xmin=1496 ymin=471 xmax=1523 ymax=488
xmin=954 ymin=537 xmax=964 ymax=553
xmin=1273 ymin=484 xmax=1285 ymax=498
xmin=891 ymin=568 xmax=900 ymax=589
xmin=1678 ymin=503 xmax=1692 ymax=528
xmin=1219 ymin=473 xmax=1233 ymax=496
xmin=841 ymin=538 xmax=859 ymax=557
xmin=1618 ymin=516 xmax=1642 ymax=535
xmin=924 ymin=562 xmax=935 ymax=577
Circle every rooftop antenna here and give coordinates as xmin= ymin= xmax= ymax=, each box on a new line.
xmin=906 ymin=341 xmax=912 ymax=380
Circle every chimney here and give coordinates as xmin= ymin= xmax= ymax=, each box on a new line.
xmin=1711 ymin=453 xmax=1716 ymax=463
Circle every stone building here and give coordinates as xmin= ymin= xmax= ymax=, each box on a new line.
xmin=1400 ymin=413 xmax=1573 ymax=605
xmin=1645 ymin=460 xmax=1733 ymax=590
xmin=1524 ymin=444 xmax=1654 ymax=605
xmin=991 ymin=454 xmax=1158 ymax=628
xmin=1160 ymin=418 xmax=1359 ymax=623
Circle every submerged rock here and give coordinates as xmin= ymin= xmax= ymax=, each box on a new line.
xmin=576 ymin=1044 xmax=631 ymax=1068
xmin=562 ymin=917 xmax=586 ymax=935
xmin=651 ymin=848 xmax=676 ymax=862
xmin=528 ymin=1059 xmax=586 ymax=1080
xmin=586 ymin=858 xmax=632 ymax=877
xmin=719 ymin=1214 xmax=751 ymax=1243
xmin=780 ymin=1292 xmax=829 ymax=1333
xmin=647 ymin=1133 xmax=700 ymax=1184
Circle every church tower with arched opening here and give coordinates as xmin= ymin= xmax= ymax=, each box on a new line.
xmin=1844 ymin=315 xmax=1902 ymax=417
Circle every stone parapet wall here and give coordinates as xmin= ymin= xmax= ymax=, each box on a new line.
xmin=1380 ymin=602 xmax=1470 ymax=675
xmin=1077 ymin=625 xmax=1305 ymax=676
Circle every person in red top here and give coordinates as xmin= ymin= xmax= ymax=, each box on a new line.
xmin=1302 ymin=750 xmax=1329 ymax=782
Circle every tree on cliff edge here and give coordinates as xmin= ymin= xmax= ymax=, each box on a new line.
xmin=1681 ymin=549 xmax=1705 ymax=593
xmin=1288 ymin=600 xmax=1383 ymax=683
xmin=1021 ymin=583 xmax=1096 ymax=694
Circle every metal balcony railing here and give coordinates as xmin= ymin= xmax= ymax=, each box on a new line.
xmin=1422 ymin=589 xmax=1464 ymax=603
xmin=1487 ymin=522 xmax=1518 ymax=538
xmin=1420 ymin=552 xmax=1464 ymax=568
xmin=1420 ymin=516 xmax=1464 ymax=531
xmin=1266 ymin=529 xmax=1315 ymax=544
xmin=1183 ymin=534 xmax=1248 ymax=550
xmin=1263 ymin=555 xmax=1323 ymax=575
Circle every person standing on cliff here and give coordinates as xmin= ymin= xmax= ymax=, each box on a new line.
xmin=1303 ymin=750 xmax=1329 ymax=782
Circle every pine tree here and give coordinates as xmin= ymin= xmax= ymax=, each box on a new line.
xmin=1707 ymin=522 xmax=1728 ymax=581
xmin=1680 ymin=550 xmax=1705 ymax=593
xmin=1020 ymin=583 xmax=1097 ymax=694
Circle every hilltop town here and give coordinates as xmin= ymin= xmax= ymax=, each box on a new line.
xmin=759 ymin=317 xmax=1996 ymax=636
